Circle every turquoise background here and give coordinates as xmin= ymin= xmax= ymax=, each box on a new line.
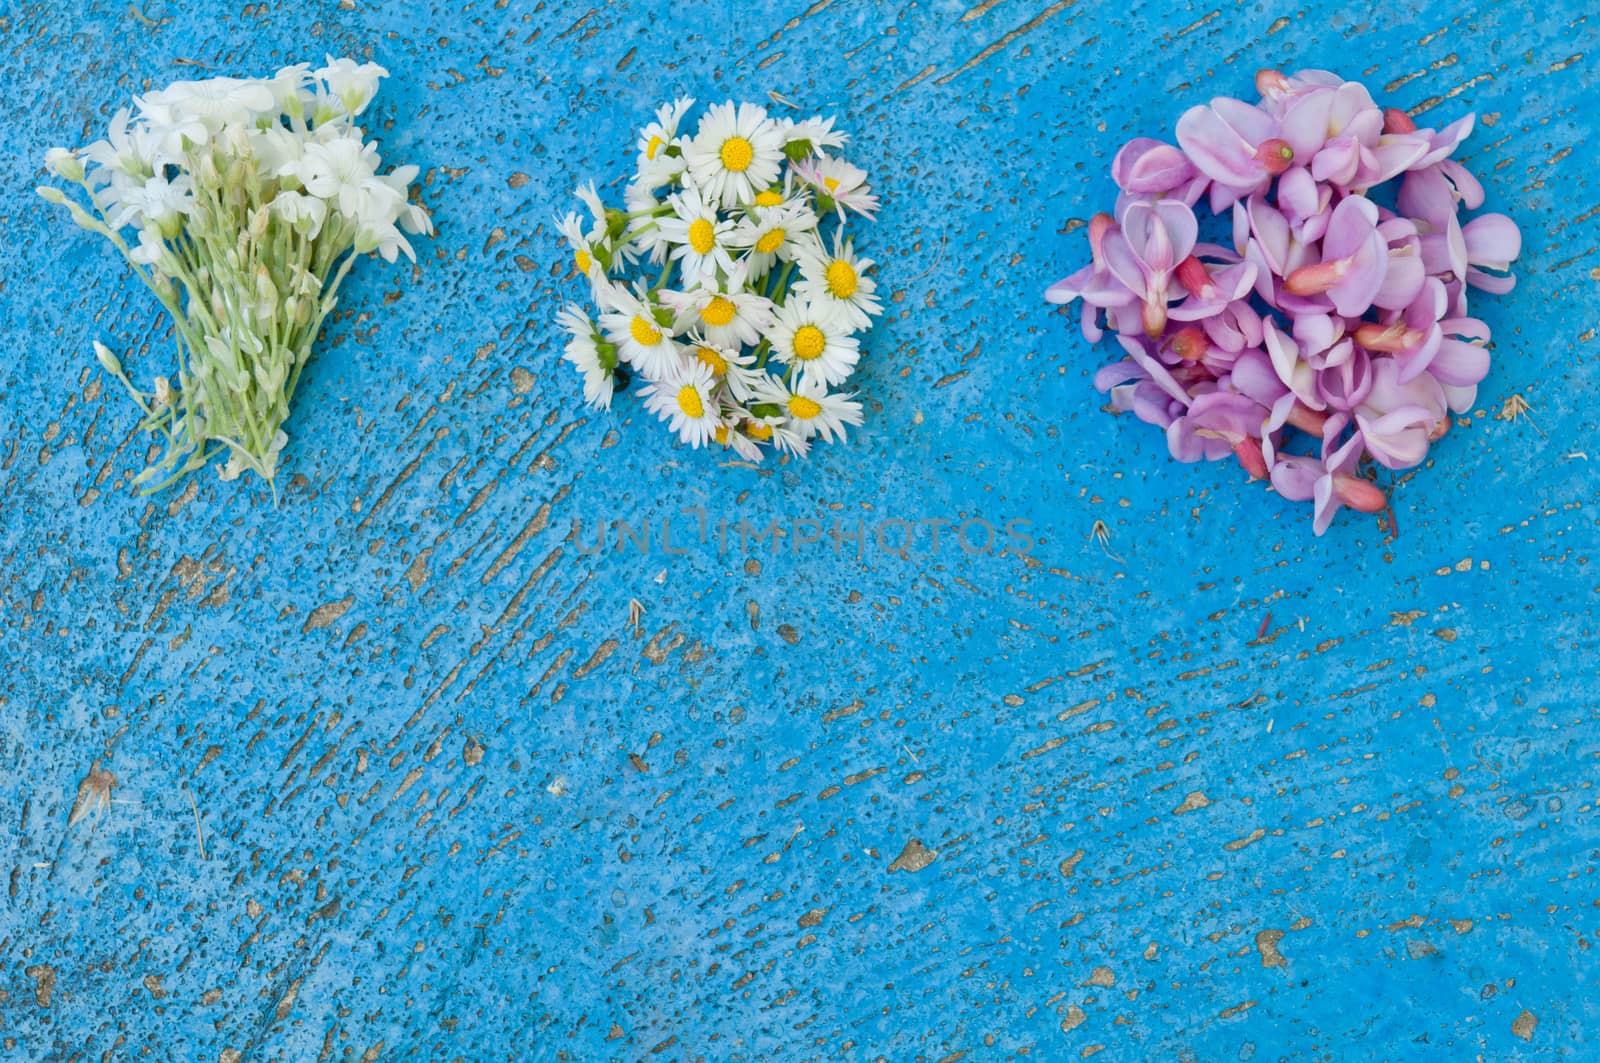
xmin=2 ymin=1 xmax=1597 ymax=1060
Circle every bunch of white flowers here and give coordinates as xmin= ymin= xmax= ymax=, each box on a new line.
xmin=557 ymin=98 xmax=881 ymax=461
xmin=39 ymin=56 xmax=433 ymax=494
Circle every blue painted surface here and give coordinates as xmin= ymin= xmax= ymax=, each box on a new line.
xmin=2 ymin=1 xmax=1597 ymax=1060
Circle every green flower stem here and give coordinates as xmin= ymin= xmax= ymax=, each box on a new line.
xmin=49 ymin=143 xmax=381 ymax=492
xmin=767 ymin=262 xmax=796 ymax=305
xmin=650 ymin=258 xmax=675 ymax=294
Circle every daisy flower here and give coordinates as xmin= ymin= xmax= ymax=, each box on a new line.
xmin=656 ymin=183 xmax=736 ymax=283
xmin=685 ymin=101 xmax=785 ymax=208
xmin=661 ymin=272 xmax=774 ymax=348
xmin=767 ymin=297 xmax=861 ymax=388
xmin=635 ymin=96 xmax=695 ymax=188
xmin=640 ymin=357 xmax=721 ymax=448
xmin=729 ymin=201 xmax=817 ymax=278
xmin=558 ymin=211 xmax=607 ymax=284
xmin=754 ymin=375 xmax=864 ymax=444
xmin=557 ymin=305 xmax=616 ymax=409
xmin=624 ymin=181 xmax=672 ymax=265
xmin=750 ymin=177 xmax=797 ymax=209
xmin=598 ymin=285 xmax=680 ymax=381
xmin=689 ymin=339 xmax=763 ymax=401
xmin=574 ymin=180 xmax=609 ymax=228
xmin=779 ymin=115 xmax=848 ymax=156
xmin=793 ymin=155 xmax=880 ymax=219
xmin=712 ymin=404 xmax=768 ymax=462
xmin=793 ymin=234 xmax=882 ymax=331
xmin=730 ymin=408 xmax=809 ymax=460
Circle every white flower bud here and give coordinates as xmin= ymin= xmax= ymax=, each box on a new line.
xmin=197 ymin=151 xmax=220 ymax=189
xmin=93 ymin=341 xmax=121 ymax=375
xmin=153 ymin=274 xmax=177 ymax=307
xmin=67 ymin=202 xmax=108 ymax=235
xmin=153 ymin=376 xmax=174 ymax=408
xmin=36 ymin=186 xmax=67 ymax=205
xmin=45 ymin=147 xmax=84 ymax=183
xmin=255 ymin=267 xmax=279 ymax=323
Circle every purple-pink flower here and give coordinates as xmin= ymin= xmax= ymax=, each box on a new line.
xmin=1049 ymin=68 xmax=1522 ymax=534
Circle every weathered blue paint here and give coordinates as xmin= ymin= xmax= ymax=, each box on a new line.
xmin=2 ymin=1 xmax=1597 ymax=1060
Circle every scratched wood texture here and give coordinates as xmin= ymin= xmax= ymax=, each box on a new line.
xmin=1 ymin=0 xmax=1596 ymax=1060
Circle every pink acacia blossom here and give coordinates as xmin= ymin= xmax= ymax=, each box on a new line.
xmin=1048 ymin=67 xmax=1522 ymax=534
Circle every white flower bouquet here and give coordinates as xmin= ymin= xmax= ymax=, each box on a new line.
xmin=39 ymin=57 xmax=433 ymax=494
xmin=557 ymin=98 xmax=881 ymax=461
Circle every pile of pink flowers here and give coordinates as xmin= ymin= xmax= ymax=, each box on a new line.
xmin=1048 ymin=68 xmax=1521 ymax=534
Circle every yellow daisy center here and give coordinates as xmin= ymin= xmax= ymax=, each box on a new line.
xmin=755 ymin=228 xmax=785 ymax=254
xmin=788 ymin=394 xmax=823 ymax=419
xmin=715 ymin=426 xmax=731 ymax=445
xmin=630 ymin=316 xmax=663 ymax=346
xmin=676 ymin=385 xmax=705 ymax=419
xmin=824 ymin=177 xmax=840 ymax=192
xmin=701 ymin=296 xmax=737 ymax=327
xmin=720 ymin=136 xmax=754 ymax=172
xmin=688 ymin=218 xmax=716 ymax=255
xmin=646 ymin=135 xmax=665 ymax=160
xmin=792 ymin=325 xmax=827 ymax=361
xmin=697 ymin=346 xmax=729 ymax=376
xmin=575 ymin=248 xmax=592 ymax=274
xmin=745 ymin=421 xmax=774 ymax=440
xmin=754 ymin=189 xmax=784 ymax=207
xmin=825 ymin=259 xmax=858 ymax=299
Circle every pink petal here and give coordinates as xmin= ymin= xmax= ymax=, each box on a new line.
xmin=1328 ymin=82 xmax=1381 ymax=141
xmin=1311 ymin=474 xmax=1338 ymax=535
xmin=1328 ymin=230 xmax=1390 ymax=317
xmin=1280 ymin=92 xmax=1334 ymax=157
xmin=1393 ymin=324 xmax=1443 ymax=384
xmin=1246 ymin=195 xmax=1292 ymax=274
xmin=1440 ymin=381 xmax=1478 ymax=415
xmin=1461 ymin=213 xmax=1522 ymax=270
xmin=1101 ymin=230 xmax=1149 ymax=298
xmin=1310 ymin=136 xmax=1362 ymax=186
xmin=1231 ymin=201 xmax=1251 ymax=255
xmin=1362 ymin=134 xmax=1430 ymax=186
xmin=1429 ymin=338 xmax=1490 ymax=387
xmin=1177 ymin=104 xmax=1265 ymax=189
xmin=1045 ymin=265 xmax=1093 ymax=305
xmin=1113 ymin=138 xmax=1196 ymax=194
xmin=1118 ymin=335 xmax=1192 ymax=407
xmin=1093 ymin=357 xmax=1142 ymax=392
xmin=1131 ymin=382 xmax=1178 ymax=427
xmin=1439 ymin=159 xmax=1485 ymax=209
xmin=1413 ymin=113 xmax=1475 ymax=168
xmin=1213 ymin=96 xmax=1278 ymax=145
xmin=1277 ymin=165 xmax=1319 ymax=220
xmin=1271 ymin=454 xmax=1323 ymax=501
xmin=1229 ymin=348 xmax=1287 ymax=406
xmin=1153 ymin=200 xmax=1200 ymax=263
xmin=1373 ymin=247 xmax=1426 ymax=310
xmin=1397 ymin=166 xmax=1455 ymax=230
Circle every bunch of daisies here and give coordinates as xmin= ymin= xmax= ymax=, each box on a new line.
xmin=39 ymin=57 xmax=432 ymax=493
xmin=556 ymin=98 xmax=881 ymax=460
